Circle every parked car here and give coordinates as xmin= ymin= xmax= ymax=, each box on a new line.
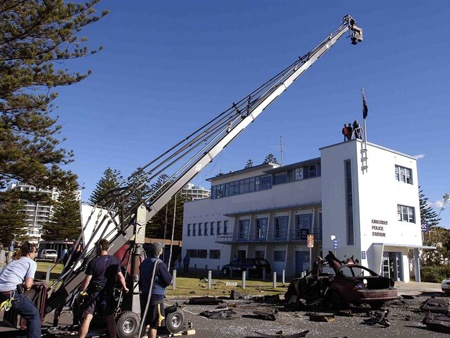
xmin=441 ymin=277 xmax=450 ymax=294
xmin=39 ymin=249 xmax=58 ymax=262
xmin=221 ymin=258 xmax=271 ymax=277
xmin=285 ymin=251 xmax=398 ymax=310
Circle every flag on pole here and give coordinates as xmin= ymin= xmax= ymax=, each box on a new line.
xmin=362 ymin=90 xmax=368 ymax=119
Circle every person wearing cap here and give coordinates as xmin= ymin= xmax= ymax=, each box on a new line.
xmin=0 ymin=242 xmax=40 ymax=338
xmin=140 ymin=242 xmax=172 ymax=338
xmin=78 ymin=238 xmax=129 ymax=338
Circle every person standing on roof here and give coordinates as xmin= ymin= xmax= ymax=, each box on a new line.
xmin=140 ymin=242 xmax=172 ymax=338
xmin=346 ymin=123 xmax=353 ymax=141
xmin=78 ymin=239 xmax=129 ymax=338
xmin=341 ymin=124 xmax=348 ymax=141
xmin=353 ymin=120 xmax=362 ymax=139
xmin=0 ymin=242 xmax=40 ymax=338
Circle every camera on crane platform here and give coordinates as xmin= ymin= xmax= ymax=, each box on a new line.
xmin=350 ymin=20 xmax=363 ymax=44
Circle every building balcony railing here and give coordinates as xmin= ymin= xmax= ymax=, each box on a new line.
xmin=216 ymin=230 xmax=322 ymax=244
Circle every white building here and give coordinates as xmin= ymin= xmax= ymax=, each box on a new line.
xmin=182 ymin=139 xmax=428 ymax=282
xmin=181 ymin=183 xmax=210 ymax=201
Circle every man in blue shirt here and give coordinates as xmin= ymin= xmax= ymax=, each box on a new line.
xmin=140 ymin=242 xmax=172 ymax=338
xmin=0 ymin=242 xmax=40 ymax=338
xmin=78 ymin=239 xmax=129 ymax=338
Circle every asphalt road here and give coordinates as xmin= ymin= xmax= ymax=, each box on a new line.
xmin=0 ymin=282 xmax=448 ymax=338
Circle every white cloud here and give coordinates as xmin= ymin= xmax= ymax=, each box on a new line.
xmin=413 ymin=154 xmax=425 ymax=160
xmin=430 ymin=197 xmax=450 ymax=210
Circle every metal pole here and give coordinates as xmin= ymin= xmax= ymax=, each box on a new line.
xmin=272 ymin=272 xmax=277 ymax=288
xmin=46 ymin=266 xmax=51 ymax=284
xmin=242 ymin=271 xmax=246 ymax=289
xmin=309 ymin=247 xmax=312 ymax=272
xmin=208 ymin=270 xmax=212 ymax=290
xmin=172 ymin=269 xmax=177 ymax=290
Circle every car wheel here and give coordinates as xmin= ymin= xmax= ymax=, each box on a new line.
xmin=116 ymin=311 xmax=140 ymax=338
xmin=166 ymin=310 xmax=185 ymax=333
xmin=222 ymin=268 xmax=230 ymax=276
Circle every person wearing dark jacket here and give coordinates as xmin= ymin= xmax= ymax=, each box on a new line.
xmin=140 ymin=242 xmax=172 ymax=338
xmin=78 ymin=239 xmax=129 ymax=338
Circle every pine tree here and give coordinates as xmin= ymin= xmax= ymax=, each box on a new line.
xmin=263 ymin=153 xmax=279 ymax=164
xmin=419 ymin=188 xmax=440 ymax=229
xmin=245 ymin=159 xmax=253 ymax=168
xmin=89 ymin=168 xmax=123 ymax=206
xmin=42 ymin=178 xmax=81 ymax=241
xmin=145 ymin=174 xmax=185 ymax=240
xmin=0 ymin=1 xmax=108 ymax=191
xmin=419 ymin=188 xmax=448 ymax=265
xmin=0 ymin=191 xmax=27 ymax=245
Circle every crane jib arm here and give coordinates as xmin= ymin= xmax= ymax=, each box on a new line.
xmin=145 ymin=15 xmax=362 ymax=221
xmin=46 ymin=15 xmax=363 ymax=314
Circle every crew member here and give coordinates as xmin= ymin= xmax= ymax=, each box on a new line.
xmin=140 ymin=242 xmax=172 ymax=338
xmin=0 ymin=242 xmax=40 ymax=338
xmin=78 ymin=239 xmax=129 ymax=338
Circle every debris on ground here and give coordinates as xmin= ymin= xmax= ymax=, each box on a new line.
xmin=242 ymin=308 xmax=279 ymax=321
xmin=199 ymin=305 xmax=238 ymax=320
xmin=362 ymin=309 xmax=391 ymax=327
xmin=246 ymin=330 xmax=309 ymax=338
xmin=187 ymin=296 xmax=223 ymax=305
xmin=419 ymin=296 xmax=449 ymax=313
xmin=422 ymin=311 xmax=450 ymax=333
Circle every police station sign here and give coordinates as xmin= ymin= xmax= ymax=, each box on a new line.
xmin=371 ymin=219 xmax=387 ymax=237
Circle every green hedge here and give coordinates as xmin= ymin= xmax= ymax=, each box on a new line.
xmin=420 ymin=265 xmax=450 ymax=283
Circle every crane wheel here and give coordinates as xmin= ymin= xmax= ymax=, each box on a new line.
xmin=116 ymin=311 xmax=140 ymax=338
xmin=166 ymin=310 xmax=185 ymax=334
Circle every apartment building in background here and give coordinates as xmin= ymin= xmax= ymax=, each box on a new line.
xmin=7 ymin=182 xmax=81 ymax=244
xmin=181 ymin=183 xmax=210 ymax=201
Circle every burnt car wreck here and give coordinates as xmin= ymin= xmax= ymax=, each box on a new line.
xmin=285 ymin=251 xmax=398 ymax=310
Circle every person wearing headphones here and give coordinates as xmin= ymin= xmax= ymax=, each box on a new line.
xmin=0 ymin=241 xmax=40 ymax=338
xmin=78 ymin=238 xmax=129 ymax=338
xmin=140 ymin=242 xmax=172 ymax=338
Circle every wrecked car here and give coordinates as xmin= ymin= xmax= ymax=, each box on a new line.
xmin=285 ymin=251 xmax=397 ymax=310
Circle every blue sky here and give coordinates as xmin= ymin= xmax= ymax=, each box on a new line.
xmin=56 ymin=1 xmax=450 ymax=228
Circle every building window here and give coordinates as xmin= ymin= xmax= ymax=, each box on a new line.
xmin=210 ymin=222 xmax=215 ymax=236
xmin=223 ymin=220 xmax=228 ymax=234
xmin=238 ymin=219 xmax=250 ymax=240
xmin=211 ymin=174 xmax=271 ymax=199
xmin=217 ymin=221 xmax=221 ymax=235
xmin=255 ymin=218 xmax=268 ymax=240
xmin=273 ymin=216 xmax=288 ymax=240
xmin=295 ymin=214 xmax=313 ymax=239
xmin=395 ymin=165 xmax=413 ymax=184
xmin=204 ymin=222 xmax=208 ymax=236
xmin=273 ymin=172 xmax=287 ymax=185
xmin=274 ymin=250 xmax=286 ymax=262
xmin=187 ymin=224 xmax=191 ymax=237
xmin=294 ymin=168 xmax=303 ymax=180
xmin=186 ymin=249 xmax=207 ymax=258
xmin=198 ymin=223 xmax=202 ymax=236
xmin=209 ymin=250 xmax=221 ymax=259
xmin=398 ymin=204 xmax=415 ymax=223
xmin=345 ymin=160 xmax=355 ymax=245
xmin=192 ymin=223 xmax=196 ymax=236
